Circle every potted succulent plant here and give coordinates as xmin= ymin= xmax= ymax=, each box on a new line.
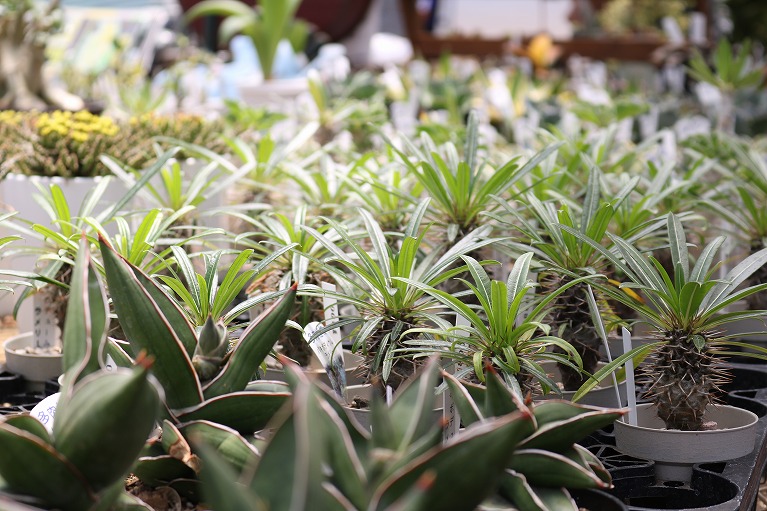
xmin=572 ymin=212 xmax=767 ymax=482
xmin=98 ymin=236 xmax=297 ymax=499
xmin=185 ymin=0 xmax=311 ymax=105
xmin=304 ymin=199 xmax=497 ymax=394
xmin=0 ymin=237 xmax=162 ymax=509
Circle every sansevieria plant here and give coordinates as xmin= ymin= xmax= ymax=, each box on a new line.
xmin=572 ymin=213 xmax=767 ymax=431
xmin=98 ymin=237 xmax=296 ymax=495
xmin=0 ymin=237 xmax=162 ymax=510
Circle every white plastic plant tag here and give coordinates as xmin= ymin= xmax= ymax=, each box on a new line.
xmin=304 ymin=321 xmax=345 ymax=398
xmin=321 ymin=282 xmax=343 ymax=346
xmin=661 ymin=16 xmax=685 ymax=44
xmin=674 ymin=115 xmax=711 ymax=140
xmin=688 ymin=12 xmax=707 ymax=45
xmin=30 ymin=392 xmax=60 ymax=433
xmin=639 ymin=107 xmax=659 ymax=140
xmin=442 ymin=314 xmax=469 ymax=442
xmin=33 ymin=292 xmax=59 ymax=351
xmin=622 ymin=328 xmax=638 ymax=426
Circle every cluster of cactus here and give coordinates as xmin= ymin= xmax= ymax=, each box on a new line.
xmin=0 ymin=110 xmax=227 ymax=178
xmin=0 ymin=111 xmax=125 ymax=177
xmin=127 ymin=112 xmax=228 ymax=160
xmin=192 ymin=357 xmax=620 ymax=511
xmin=0 ymin=238 xmax=162 ymax=510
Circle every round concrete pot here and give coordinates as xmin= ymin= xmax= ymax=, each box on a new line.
xmin=614 ymin=403 xmax=758 ymax=483
xmin=3 ymin=333 xmax=62 ymax=392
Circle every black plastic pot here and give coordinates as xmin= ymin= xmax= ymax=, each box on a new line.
xmin=1 ymin=392 xmax=46 ymax=410
xmin=44 ymin=377 xmax=60 ymax=396
xmin=0 ymin=371 xmax=24 ymax=400
xmin=571 ymin=488 xmax=628 ymax=511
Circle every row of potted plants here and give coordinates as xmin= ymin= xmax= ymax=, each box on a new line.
xmin=1 ymin=42 xmax=767 ymax=509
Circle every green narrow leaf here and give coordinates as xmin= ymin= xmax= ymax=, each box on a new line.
xmin=99 ymin=237 xmax=203 ymax=409
xmin=203 ymin=284 xmax=296 ymax=398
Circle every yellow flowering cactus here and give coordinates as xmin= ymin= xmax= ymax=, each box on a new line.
xmin=0 ymin=110 xmax=125 ymax=178
xmin=0 ymin=109 xmax=226 ymax=178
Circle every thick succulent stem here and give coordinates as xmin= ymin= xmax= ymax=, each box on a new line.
xmin=358 ymin=318 xmax=419 ymax=395
xmin=542 ymin=275 xmax=603 ymax=391
xmin=643 ymin=330 xmax=728 ymax=431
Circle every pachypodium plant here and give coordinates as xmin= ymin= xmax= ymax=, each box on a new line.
xmin=492 ymin=163 xmax=641 ymax=390
xmin=237 ymin=204 xmax=343 ymax=365
xmin=687 ymin=38 xmax=764 ymax=133
xmin=406 ymin=253 xmax=597 ymax=396
xmin=304 ymin=199 xmax=497 ymax=392
xmin=393 ymin=110 xmax=560 ymax=246
xmin=701 ymin=137 xmax=767 ymax=309
xmin=571 ymin=213 xmax=767 ymax=431
xmin=443 ymin=366 xmax=620 ymax=511
xmin=194 ymin=358 xmax=538 ymax=511
xmin=0 ymin=237 xmax=162 ymax=510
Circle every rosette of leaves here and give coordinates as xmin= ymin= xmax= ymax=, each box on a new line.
xmin=571 ymin=213 xmax=767 ymax=431
xmin=193 ymin=358 xmax=540 ymax=511
xmin=405 ymin=253 xmax=599 ymax=396
xmin=98 ymin=237 xmax=296 ymax=494
xmin=392 ymin=110 xmax=560 ymax=246
xmin=491 ymin=163 xmax=643 ymax=391
xmin=700 ymin=137 xmax=767 ymax=309
xmin=304 ymin=199 xmax=497 ymax=393
xmin=236 ymin=205 xmax=345 ymax=365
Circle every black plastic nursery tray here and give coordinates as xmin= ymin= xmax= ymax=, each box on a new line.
xmin=582 ymin=362 xmax=767 ymax=511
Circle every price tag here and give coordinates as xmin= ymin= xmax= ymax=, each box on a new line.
xmin=30 ymin=392 xmax=60 ymax=433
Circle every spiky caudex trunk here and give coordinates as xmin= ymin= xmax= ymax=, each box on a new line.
xmin=746 ymin=239 xmax=767 ymax=310
xmin=358 ymin=318 xmax=420 ymax=396
xmin=247 ymin=268 xmax=331 ymax=367
xmin=643 ymin=330 xmax=728 ymax=431
xmin=541 ymin=273 xmax=604 ymax=391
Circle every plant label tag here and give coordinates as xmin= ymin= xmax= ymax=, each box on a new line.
xmin=442 ymin=388 xmax=461 ymax=443
xmin=321 ymin=282 xmax=343 ymax=346
xmin=305 ymin=321 xmax=346 ymax=397
xmin=33 ymin=292 xmax=59 ymax=350
xmin=104 ymin=354 xmax=117 ymax=372
xmin=622 ymin=328 xmax=638 ymax=426
xmin=30 ymin=392 xmax=60 ymax=433
xmin=662 ymin=16 xmax=685 ymax=44
xmin=689 ymin=12 xmax=707 ymax=45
